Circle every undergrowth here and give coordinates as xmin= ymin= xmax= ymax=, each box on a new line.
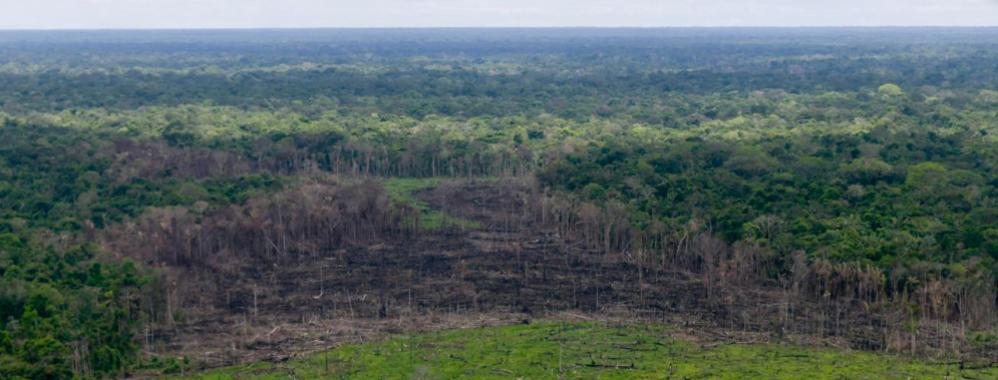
xmin=177 ymin=322 xmax=992 ymax=379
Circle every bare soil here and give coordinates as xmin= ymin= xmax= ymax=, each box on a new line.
xmin=130 ymin=178 xmax=956 ymax=374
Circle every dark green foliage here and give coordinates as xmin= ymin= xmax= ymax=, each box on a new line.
xmin=0 ymin=122 xmax=282 ymax=230
xmin=1 ymin=28 xmax=997 ymax=377
xmin=0 ymin=121 xmax=281 ymax=378
xmin=0 ymin=234 xmax=144 ymax=379
xmin=539 ymin=122 xmax=997 ymax=283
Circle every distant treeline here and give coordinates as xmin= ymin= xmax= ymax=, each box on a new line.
xmin=1 ymin=29 xmax=997 ymax=378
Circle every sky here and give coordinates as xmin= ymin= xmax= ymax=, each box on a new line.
xmin=2 ymin=0 xmax=998 ymax=29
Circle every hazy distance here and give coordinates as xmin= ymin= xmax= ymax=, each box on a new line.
xmin=3 ymin=0 xmax=998 ymax=29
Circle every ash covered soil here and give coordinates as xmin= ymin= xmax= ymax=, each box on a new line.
xmin=137 ymin=179 xmax=893 ymax=373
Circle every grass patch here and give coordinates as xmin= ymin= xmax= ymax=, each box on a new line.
xmin=177 ymin=322 xmax=991 ymax=379
xmin=382 ymin=177 xmax=480 ymax=231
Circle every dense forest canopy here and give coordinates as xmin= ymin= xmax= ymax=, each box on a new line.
xmin=2 ymin=28 xmax=998 ymax=113
xmin=0 ymin=28 xmax=996 ymax=378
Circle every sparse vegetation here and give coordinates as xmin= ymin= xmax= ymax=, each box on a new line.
xmin=383 ymin=178 xmax=480 ymax=231
xmin=1 ymin=29 xmax=997 ymax=378
xmin=179 ymin=323 xmax=994 ymax=379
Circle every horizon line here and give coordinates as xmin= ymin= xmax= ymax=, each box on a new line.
xmin=2 ymin=25 xmax=998 ymax=32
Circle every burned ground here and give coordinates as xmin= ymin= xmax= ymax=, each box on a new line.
xmin=111 ymin=178 xmax=988 ymax=373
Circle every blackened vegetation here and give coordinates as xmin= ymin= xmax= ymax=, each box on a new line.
xmin=100 ymin=178 xmax=995 ymax=368
xmin=2 ymin=29 xmax=998 ymax=377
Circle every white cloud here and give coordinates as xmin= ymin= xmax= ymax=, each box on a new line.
xmin=0 ymin=0 xmax=996 ymax=29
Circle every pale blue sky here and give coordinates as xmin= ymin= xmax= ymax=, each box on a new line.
xmin=2 ymin=0 xmax=998 ymax=29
